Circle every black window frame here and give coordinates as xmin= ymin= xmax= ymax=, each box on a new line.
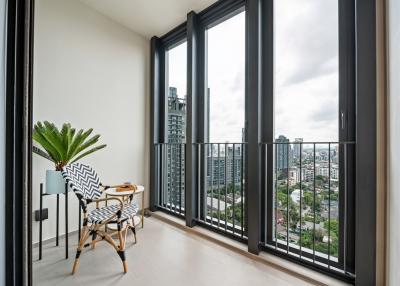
xmin=196 ymin=2 xmax=247 ymax=239
xmin=260 ymin=0 xmax=356 ymax=280
xmin=150 ymin=0 xmax=377 ymax=284
xmin=150 ymin=23 xmax=187 ymax=218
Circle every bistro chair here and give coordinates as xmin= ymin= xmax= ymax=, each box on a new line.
xmin=62 ymin=162 xmax=138 ymax=274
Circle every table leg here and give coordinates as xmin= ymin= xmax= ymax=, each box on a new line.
xmin=39 ymin=183 xmax=43 ymax=260
xmin=65 ymin=184 xmax=68 ymax=259
xmin=105 ymin=194 xmax=108 ymax=232
xmin=142 ymin=192 xmax=144 ymax=228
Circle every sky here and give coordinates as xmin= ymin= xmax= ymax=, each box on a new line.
xmin=167 ymin=0 xmax=339 ymax=143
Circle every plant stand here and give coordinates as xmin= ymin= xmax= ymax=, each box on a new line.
xmin=38 ymin=182 xmax=72 ymax=260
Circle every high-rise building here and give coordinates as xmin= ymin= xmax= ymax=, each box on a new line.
xmin=167 ymin=87 xmax=186 ymax=208
xmin=293 ymin=138 xmax=303 ymax=159
xmin=207 ymin=145 xmax=242 ymax=187
xmin=276 ymin=135 xmax=291 ymax=171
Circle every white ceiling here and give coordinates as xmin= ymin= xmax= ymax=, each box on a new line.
xmin=80 ymin=0 xmax=218 ymax=39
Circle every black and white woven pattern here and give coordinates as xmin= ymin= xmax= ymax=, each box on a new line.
xmin=62 ymin=163 xmax=102 ymax=200
xmin=88 ymin=203 xmax=139 ymax=224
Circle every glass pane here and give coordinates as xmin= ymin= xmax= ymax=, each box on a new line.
xmin=273 ymin=0 xmax=340 ymax=262
xmin=207 ymin=12 xmax=245 ymax=144
xmin=167 ymin=41 xmax=187 ymax=143
xmin=205 ymin=11 xmax=246 ymax=236
xmin=274 ymin=0 xmax=339 ymax=142
xmin=163 ymin=41 xmax=186 ymax=214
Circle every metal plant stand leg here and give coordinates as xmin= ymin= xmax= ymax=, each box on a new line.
xmin=56 ymin=194 xmax=59 ymax=246
xmin=39 ymin=183 xmax=43 ymax=260
xmin=38 ymin=183 xmax=68 ymax=260
xmin=65 ymin=183 xmax=68 ymax=259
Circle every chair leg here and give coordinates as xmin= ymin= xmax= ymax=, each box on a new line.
xmin=72 ymin=227 xmax=90 ymax=275
xmin=117 ymin=222 xmax=127 ymax=273
xmin=131 ymin=226 xmax=137 ymax=243
xmin=91 ymin=231 xmax=97 ymax=249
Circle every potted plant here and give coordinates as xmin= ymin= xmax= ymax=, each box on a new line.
xmin=33 ymin=121 xmax=107 ymax=194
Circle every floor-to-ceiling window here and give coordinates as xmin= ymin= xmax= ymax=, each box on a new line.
xmin=160 ymin=41 xmax=187 ymax=216
xmin=152 ymin=0 xmax=360 ymax=281
xmin=198 ymin=10 xmax=246 ymax=238
xmin=263 ymin=0 xmax=354 ymax=277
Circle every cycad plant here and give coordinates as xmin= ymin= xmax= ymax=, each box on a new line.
xmin=33 ymin=121 xmax=107 ymax=171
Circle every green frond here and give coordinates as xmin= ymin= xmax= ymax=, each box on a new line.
xmin=32 ymin=121 xmax=107 ymax=169
xmin=70 ymin=144 xmax=107 ymax=164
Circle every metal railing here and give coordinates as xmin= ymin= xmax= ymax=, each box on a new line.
xmin=153 ymin=141 xmax=355 ymax=280
xmin=154 ymin=143 xmax=186 ymax=217
xmin=261 ymin=141 xmax=355 ymax=278
xmin=195 ymin=143 xmax=247 ymax=240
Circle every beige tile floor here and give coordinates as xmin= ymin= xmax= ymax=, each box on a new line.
xmin=33 ymin=217 xmax=315 ymax=286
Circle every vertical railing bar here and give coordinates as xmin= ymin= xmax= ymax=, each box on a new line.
xmin=179 ymin=143 xmax=182 ymax=215
xmin=197 ymin=144 xmax=201 ymax=220
xmin=286 ymin=143 xmax=290 ymax=254
xmin=225 ymin=143 xmax=228 ymax=232
xmin=328 ymin=143 xmax=331 ymax=268
xmin=176 ymin=144 xmax=179 ymax=214
xmin=172 ymin=144 xmax=176 ymax=214
xmin=169 ymin=144 xmax=173 ymax=213
xmin=181 ymin=143 xmax=186 ymax=215
xmin=184 ymin=144 xmax=186 ymax=215
xmin=313 ymin=143 xmax=316 ymax=263
xmin=232 ymin=143 xmax=236 ymax=235
xmin=299 ymin=143 xmax=303 ymax=258
xmin=218 ymin=144 xmax=221 ymax=228
xmin=175 ymin=146 xmax=177 ymax=210
xmin=165 ymin=144 xmax=168 ymax=210
xmin=166 ymin=144 xmax=168 ymax=209
xmin=343 ymin=143 xmax=348 ymax=273
xmin=203 ymin=144 xmax=207 ymax=223
xmin=159 ymin=144 xmax=161 ymax=208
xmin=275 ymin=143 xmax=278 ymax=250
xmin=158 ymin=144 xmax=161 ymax=207
xmin=240 ymin=143 xmax=244 ymax=237
xmin=163 ymin=144 xmax=167 ymax=209
xmin=210 ymin=144 xmax=214 ymax=226
xmin=265 ymin=144 xmax=267 ymax=243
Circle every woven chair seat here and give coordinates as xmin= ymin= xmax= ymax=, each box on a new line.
xmin=88 ymin=203 xmax=138 ymax=224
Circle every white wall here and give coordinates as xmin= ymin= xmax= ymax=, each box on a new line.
xmin=33 ymin=0 xmax=149 ymax=243
xmin=0 ymin=0 xmax=5 ymax=284
xmin=387 ymin=0 xmax=400 ymax=284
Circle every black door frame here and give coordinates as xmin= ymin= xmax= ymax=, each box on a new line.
xmin=5 ymin=0 xmax=34 ymax=285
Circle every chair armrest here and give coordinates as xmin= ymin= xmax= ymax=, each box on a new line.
xmin=99 ymin=183 xmax=129 ymax=192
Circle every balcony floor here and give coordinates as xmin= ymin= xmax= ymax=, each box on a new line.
xmin=33 ymin=216 xmax=321 ymax=286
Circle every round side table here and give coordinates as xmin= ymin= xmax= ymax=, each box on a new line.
xmin=104 ymin=185 xmax=145 ymax=228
